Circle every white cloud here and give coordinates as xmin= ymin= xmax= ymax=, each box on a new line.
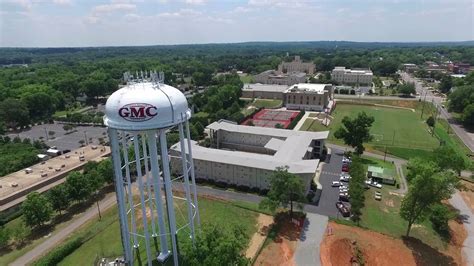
xmin=52 ymin=0 xmax=72 ymax=5
xmin=156 ymin=8 xmax=201 ymax=18
xmin=248 ymin=0 xmax=307 ymax=8
xmin=92 ymin=3 xmax=136 ymax=14
xmin=124 ymin=13 xmax=140 ymax=21
xmin=185 ymin=0 xmax=207 ymax=5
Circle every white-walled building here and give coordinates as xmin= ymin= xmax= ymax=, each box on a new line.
xmin=331 ymin=67 xmax=373 ymax=85
xmin=254 ymin=70 xmax=307 ymax=86
xmin=284 ymin=83 xmax=334 ymax=112
xmin=170 ymin=120 xmax=328 ymax=193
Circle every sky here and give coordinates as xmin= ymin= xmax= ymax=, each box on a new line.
xmin=0 ymin=0 xmax=473 ymax=47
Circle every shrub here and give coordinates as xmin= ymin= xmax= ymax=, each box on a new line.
xmin=34 ymin=237 xmax=83 ymax=266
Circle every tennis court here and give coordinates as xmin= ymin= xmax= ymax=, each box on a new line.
xmin=242 ymin=109 xmax=299 ymax=128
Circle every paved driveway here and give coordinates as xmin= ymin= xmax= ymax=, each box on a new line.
xmin=294 ymin=212 xmax=328 ymax=266
xmin=306 ymin=147 xmax=345 ymax=217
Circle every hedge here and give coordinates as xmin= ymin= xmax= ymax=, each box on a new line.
xmin=287 ymin=110 xmax=305 ymax=129
xmin=33 ymin=237 xmax=84 ymax=266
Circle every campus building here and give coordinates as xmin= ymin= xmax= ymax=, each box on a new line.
xmin=241 ymin=83 xmax=289 ymax=99
xmin=331 ymin=67 xmax=373 ymax=85
xmin=284 ymin=83 xmax=334 ymax=112
xmin=254 ymin=70 xmax=307 ymax=86
xmin=170 ymin=120 xmax=328 ymax=193
xmin=278 ymin=56 xmax=316 ymax=74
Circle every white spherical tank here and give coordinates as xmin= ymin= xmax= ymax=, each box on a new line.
xmin=104 ymin=82 xmax=191 ymax=130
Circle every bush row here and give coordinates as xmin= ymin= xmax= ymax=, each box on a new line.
xmin=194 ymin=178 xmax=269 ymax=195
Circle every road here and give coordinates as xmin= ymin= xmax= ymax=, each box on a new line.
xmin=400 ymin=72 xmax=474 ymax=152
xmin=294 ymin=213 xmax=328 ymax=266
xmin=13 ymin=194 xmax=118 ymax=266
xmin=449 ymin=192 xmax=474 ymax=266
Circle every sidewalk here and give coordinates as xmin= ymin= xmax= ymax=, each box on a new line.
xmin=449 ymin=192 xmax=474 ymax=266
xmin=294 ymin=212 xmax=328 ymax=266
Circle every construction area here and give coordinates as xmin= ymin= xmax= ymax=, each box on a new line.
xmin=242 ymin=109 xmax=300 ymax=128
xmin=0 ymin=145 xmax=110 ymax=212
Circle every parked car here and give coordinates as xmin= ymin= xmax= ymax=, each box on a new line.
xmin=339 ymin=185 xmax=348 ymax=191
xmin=340 ymin=189 xmax=349 ymax=193
xmin=342 ymin=156 xmax=352 ymax=164
xmin=375 ymin=191 xmax=382 ymax=201
xmin=339 ymin=194 xmax=350 ymax=202
xmin=340 ymin=174 xmax=351 ymax=182
xmin=332 ymin=181 xmax=342 ymax=187
xmin=336 ymin=201 xmax=351 ymax=217
xmin=342 ymin=164 xmax=349 ymax=172
xmin=370 ymin=181 xmax=382 ymax=189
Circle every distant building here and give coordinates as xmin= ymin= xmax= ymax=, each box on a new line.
xmin=170 ymin=120 xmax=328 ymax=192
xmin=448 ymin=63 xmax=471 ymax=74
xmin=331 ymin=67 xmax=373 ymax=86
xmin=241 ymin=83 xmax=288 ymax=99
xmin=284 ymin=83 xmax=334 ymax=112
xmin=367 ymin=165 xmax=395 ymax=185
xmin=278 ymin=56 xmax=315 ymax=75
xmin=402 ymin=63 xmax=418 ymax=73
xmin=254 ymin=70 xmax=307 ymax=86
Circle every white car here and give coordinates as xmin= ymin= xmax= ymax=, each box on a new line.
xmin=370 ymin=181 xmax=383 ymax=189
xmin=340 ymin=189 xmax=349 ymax=193
xmin=332 ymin=181 xmax=342 ymax=187
xmin=340 ymin=175 xmax=351 ymax=182
xmin=339 ymin=185 xmax=348 ymax=191
xmin=339 ymin=192 xmax=349 ymax=197
xmin=342 ymin=156 xmax=352 ymax=163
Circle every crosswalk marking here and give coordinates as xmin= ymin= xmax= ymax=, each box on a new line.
xmin=321 ymin=171 xmax=340 ymax=176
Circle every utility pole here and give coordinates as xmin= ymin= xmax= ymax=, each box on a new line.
xmin=420 ymin=91 xmax=427 ymax=119
xmin=384 ymin=145 xmax=387 ymax=162
xmin=84 ymin=131 xmax=88 ymax=145
xmin=392 ymin=130 xmax=396 ymax=146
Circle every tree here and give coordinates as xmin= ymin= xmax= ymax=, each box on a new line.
xmin=347 ymin=157 xmax=366 ymax=224
xmin=22 ymin=192 xmax=53 ymax=228
xmin=0 ymin=227 xmax=10 ymax=249
xmin=400 ymin=162 xmax=459 ymax=236
xmin=432 ymin=146 xmax=466 ymax=175
xmin=448 ymin=86 xmax=474 ymax=113
xmin=462 ymin=103 xmax=474 ymax=128
xmin=430 ymin=204 xmax=453 ymax=234
xmin=63 ymin=124 xmax=72 ymax=133
xmin=438 ymin=75 xmax=453 ymax=93
xmin=275 ymin=123 xmax=284 ymax=129
xmin=11 ymin=222 xmax=30 ymax=246
xmin=47 ymin=185 xmax=69 ymax=215
xmin=182 ymin=223 xmax=249 ymax=266
xmin=65 ymin=171 xmax=92 ymax=202
xmin=334 ymin=112 xmax=375 ymax=155
xmin=259 ymin=166 xmax=306 ymax=216
xmin=426 ymin=116 xmax=435 ymax=128
xmin=397 ymin=83 xmax=416 ymax=96
xmin=0 ymin=98 xmax=30 ymax=128
xmin=97 ymin=159 xmax=114 ymax=184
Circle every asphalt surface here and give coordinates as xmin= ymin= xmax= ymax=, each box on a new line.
xmin=7 ymin=123 xmax=107 ymax=151
xmin=449 ymin=192 xmax=474 ymax=266
xmin=294 ymin=213 xmax=328 ymax=266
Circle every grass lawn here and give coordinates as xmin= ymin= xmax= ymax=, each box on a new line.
xmin=360 ymin=187 xmax=447 ymax=251
xmin=239 ymin=74 xmax=254 ymax=84
xmin=301 ymin=103 xmax=439 ymax=160
xmin=57 ymin=197 xmax=259 ymax=265
xmin=253 ymin=99 xmax=283 ymax=109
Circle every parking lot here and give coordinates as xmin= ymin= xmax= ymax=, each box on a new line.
xmin=7 ymin=123 xmax=108 ymax=151
xmin=305 ymin=147 xmax=349 ymax=218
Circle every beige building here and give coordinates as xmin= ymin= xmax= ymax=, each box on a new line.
xmin=170 ymin=120 xmax=328 ymax=193
xmin=278 ymin=56 xmax=315 ymax=74
xmin=331 ymin=67 xmax=373 ymax=85
xmin=241 ymin=83 xmax=287 ymax=99
xmin=284 ymin=83 xmax=334 ymax=112
xmin=254 ymin=70 xmax=307 ymax=86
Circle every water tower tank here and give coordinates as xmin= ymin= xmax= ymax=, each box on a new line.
xmin=104 ymin=73 xmax=200 ymax=266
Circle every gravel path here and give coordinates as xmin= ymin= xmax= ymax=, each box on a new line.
xmin=294 ymin=212 xmax=328 ymax=266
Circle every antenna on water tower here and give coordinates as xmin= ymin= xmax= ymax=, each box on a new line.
xmin=104 ymin=72 xmax=200 ymax=265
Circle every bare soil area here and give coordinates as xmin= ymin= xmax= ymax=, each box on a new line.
xmin=320 ymin=221 xmax=467 ymax=266
xmin=254 ymin=215 xmax=303 ymax=266
xmin=460 ymin=180 xmax=474 ymax=213
xmin=245 ymin=214 xmax=273 ymax=260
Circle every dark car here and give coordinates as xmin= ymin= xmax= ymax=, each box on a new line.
xmin=336 ymin=201 xmax=351 ymax=217
xmin=342 ymin=164 xmax=349 ymax=172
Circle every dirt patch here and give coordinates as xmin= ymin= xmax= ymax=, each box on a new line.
xmin=321 ymin=221 xmax=466 ymax=266
xmin=254 ymin=215 xmax=302 ymax=266
xmin=245 ymin=214 xmax=273 ymax=260
xmin=321 ymin=221 xmax=416 ymax=266
xmin=459 ymin=180 xmax=474 ymax=213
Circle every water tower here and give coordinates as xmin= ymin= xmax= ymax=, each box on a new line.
xmin=104 ymin=71 xmax=200 ymax=265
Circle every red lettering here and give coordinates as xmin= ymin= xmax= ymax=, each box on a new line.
xmin=145 ymin=106 xmax=157 ymax=117
xmin=130 ymin=107 xmax=145 ymax=118
xmin=119 ymin=107 xmax=129 ymax=117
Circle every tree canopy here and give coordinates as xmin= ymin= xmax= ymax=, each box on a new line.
xmin=259 ymin=166 xmax=306 ymax=216
xmin=334 ymin=112 xmax=375 ymax=155
xmin=22 ymin=192 xmax=53 ymax=228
